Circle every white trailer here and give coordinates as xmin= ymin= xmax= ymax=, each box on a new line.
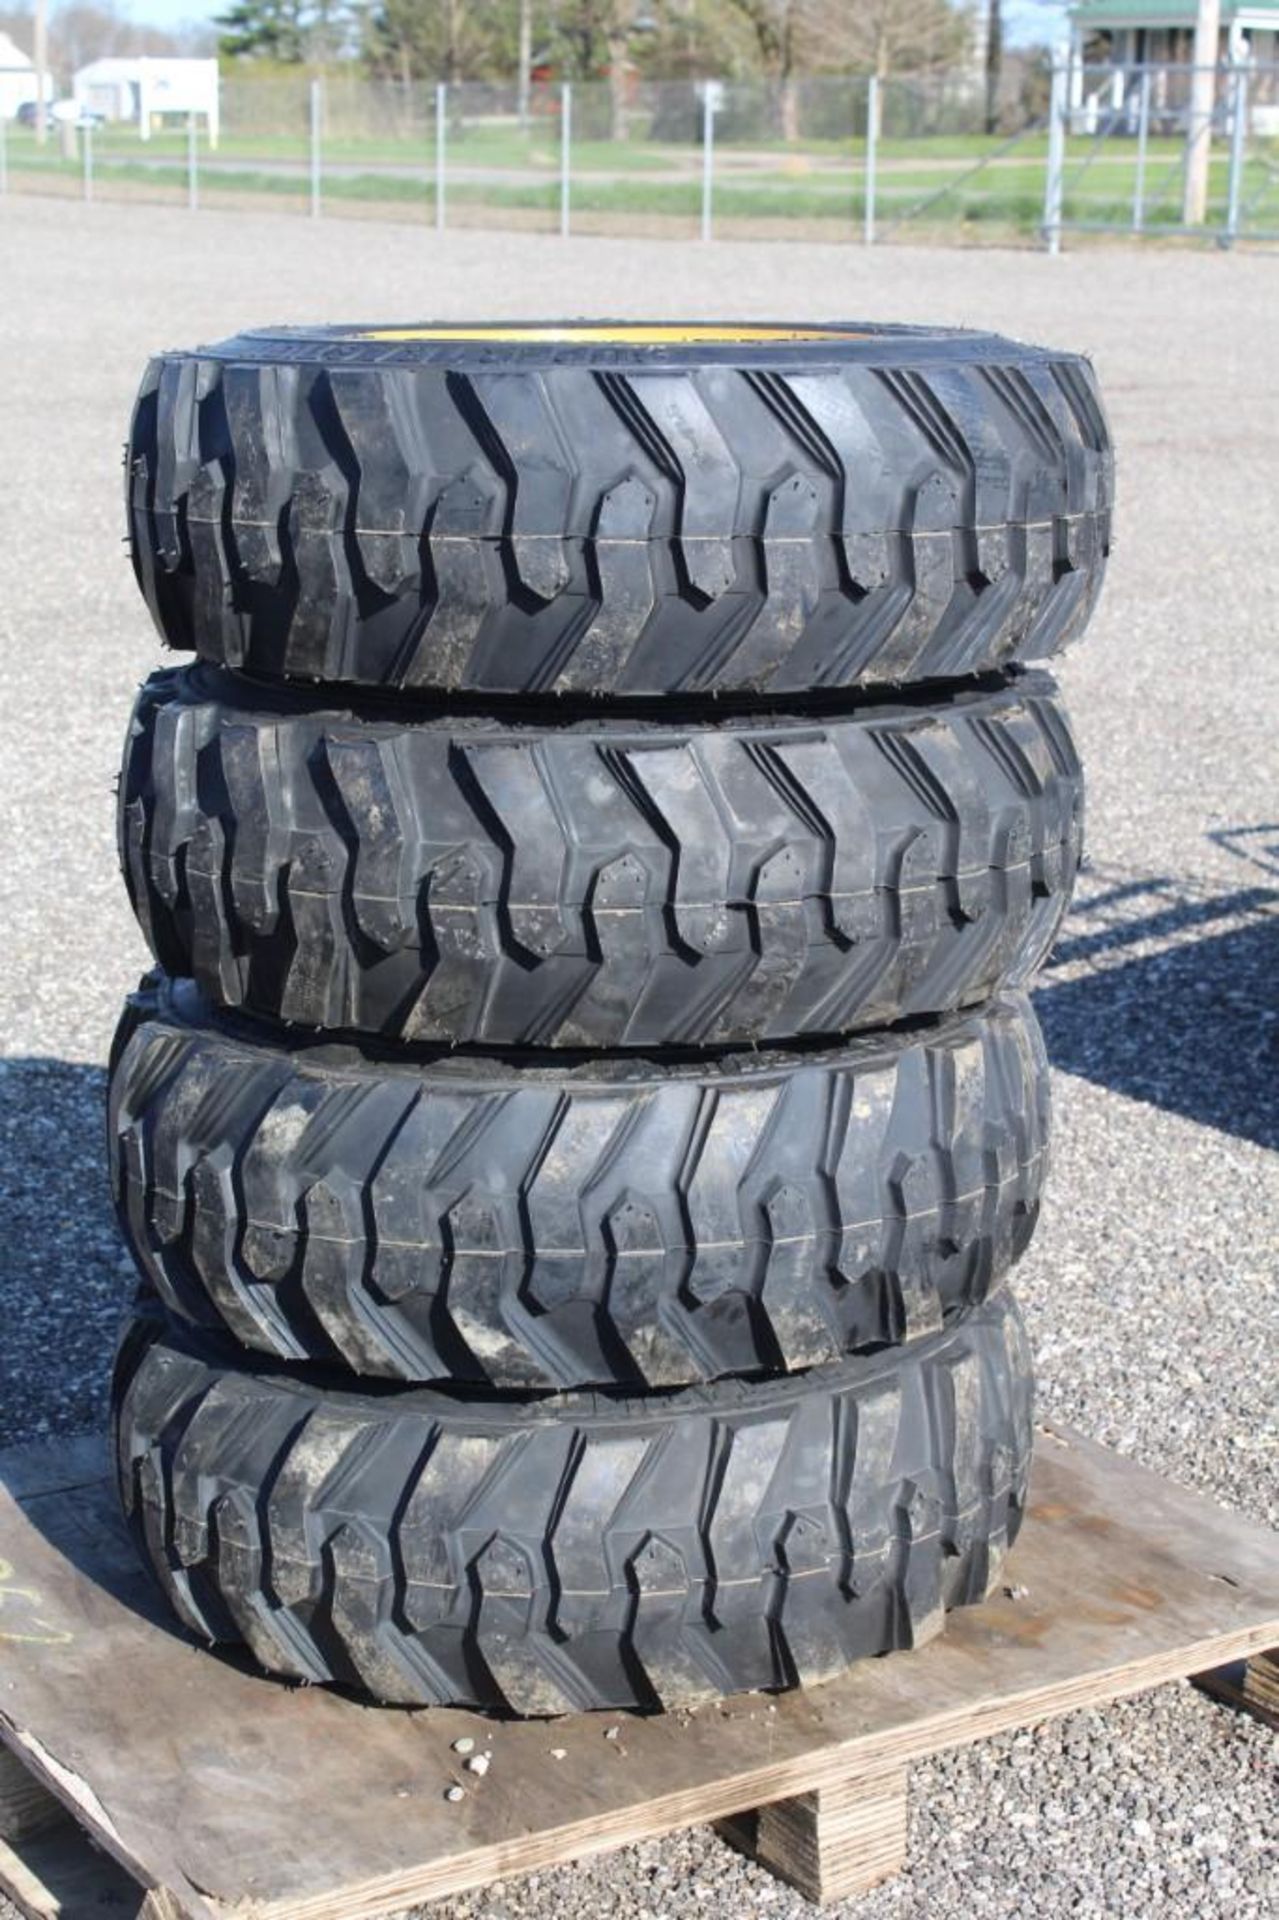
xmin=72 ymin=57 xmax=220 ymax=145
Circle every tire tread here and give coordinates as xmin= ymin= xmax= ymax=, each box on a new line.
xmin=127 ymin=343 xmax=1112 ymax=697
xmin=110 ymin=974 xmax=1051 ymax=1389
xmin=112 ymin=1290 xmax=1034 ymax=1711
xmin=120 ymin=669 xmax=1084 ymax=1049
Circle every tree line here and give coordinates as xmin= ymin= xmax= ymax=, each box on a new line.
xmin=211 ymin=0 xmax=977 ymax=88
xmin=1 ymin=0 xmax=1019 ymax=137
xmin=0 ymin=3 xmax=212 ymax=79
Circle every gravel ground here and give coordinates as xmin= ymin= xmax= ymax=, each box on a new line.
xmin=0 ymin=197 xmax=1275 ymax=1918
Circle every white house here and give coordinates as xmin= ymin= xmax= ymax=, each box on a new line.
xmin=72 ymin=56 xmax=219 ymax=144
xmin=0 ymin=31 xmax=53 ymax=120
xmin=1067 ymin=0 xmax=1279 ymax=132
xmin=1069 ymin=0 xmax=1279 ymax=71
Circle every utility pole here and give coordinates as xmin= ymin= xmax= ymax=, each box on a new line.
xmin=33 ymin=0 xmax=48 ymax=145
xmin=985 ymin=0 xmax=1003 ymax=137
xmin=1182 ymin=0 xmax=1221 ymax=224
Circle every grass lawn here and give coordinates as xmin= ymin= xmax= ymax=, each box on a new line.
xmin=7 ymin=119 xmax=1206 ymax=173
xmin=5 ymin=120 xmax=1274 ymax=234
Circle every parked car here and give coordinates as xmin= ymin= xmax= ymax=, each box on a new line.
xmin=13 ymin=99 xmax=104 ymax=130
xmin=51 ymin=99 xmax=106 ymax=128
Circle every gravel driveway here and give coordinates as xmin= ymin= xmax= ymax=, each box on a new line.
xmin=0 ymin=196 xmax=1275 ymax=1919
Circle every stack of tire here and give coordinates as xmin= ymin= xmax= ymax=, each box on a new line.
xmin=108 ymin=322 xmax=1111 ymax=1715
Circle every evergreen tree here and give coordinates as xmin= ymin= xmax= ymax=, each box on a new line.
xmin=215 ymin=0 xmax=347 ymax=62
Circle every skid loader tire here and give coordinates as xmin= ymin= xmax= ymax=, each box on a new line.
xmin=120 ymin=665 xmax=1082 ymax=1049
xmin=111 ymin=1287 xmax=1034 ymax=1713
xmin=126 ymin=321 xmax=1112 ymax=699
xmin=110 ymin=971 xmax=1051 ymax=1390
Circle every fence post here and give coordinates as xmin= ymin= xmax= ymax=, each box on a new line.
xmin=1043 ymin=55 xmax=1066 ymax=254
xmin=309 ymin=78 xmax=322 ymax=220
xmin=701 ymin=85 xmax=714 ymax=242
xmin=1224 ymin=61 xmax=1248 ymax=245
xmin=1132 ymin=68 xmax=1150 ymax=230
xmin=83 ymin=119 xmax=93 ymax=203
xmin=187 ymin=109 xmax=198 ymax=211
xmin=864 ymin=75 xmax=878 ymax=245
xmin=436 ymin=81 xmax=447 ymax=232
xmin=560 ymin=81 xmax=571 ymax=238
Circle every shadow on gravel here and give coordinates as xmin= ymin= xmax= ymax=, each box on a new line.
xmin=0 ymin=1057 xmax=307 ymax=1688
xmin=1034 ymin=874 xmax=1279 ymax=1151
xmin=0 ymin=1057 xmax=129 ymax=1447
xmin=1208 ymin=822 xmax=1279 ymax=879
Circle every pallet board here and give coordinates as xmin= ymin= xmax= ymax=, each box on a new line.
xmin=0 ymin=1421 xmax=1276 ymax=1919
xmin=1194 ymin=1648 xmax=1279 ymax=1729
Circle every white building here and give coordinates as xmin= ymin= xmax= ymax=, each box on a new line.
xmin=0 ymin=31 xmax=53 ymax=120
xmin=72 ymin=57 xmax=219 ymax=143
xmin=1069 ymin=0 xmax=1279 ymax=70
xmin=1067 ymin=1 xmax=1279 ymax=132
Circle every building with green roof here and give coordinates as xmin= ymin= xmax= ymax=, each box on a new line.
xmin=1068 ymin=0 xmax=1278 ymax=66
xmin=1066 ymin=0 xmax=1278 ymax=130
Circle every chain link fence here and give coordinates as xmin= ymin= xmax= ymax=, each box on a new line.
xmin=1046 ymin=59 xmax=1279 ymax=245
xmin=2 ymin=64 xmax=1276 ymax=249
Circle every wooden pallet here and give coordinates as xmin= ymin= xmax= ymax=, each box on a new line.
xmin=0 ymin=1422 xmax=1275 ymax=1917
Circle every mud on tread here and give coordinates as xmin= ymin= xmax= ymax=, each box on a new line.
xmin=125 ymin=323 xmax=1112 ymax=698
xmin=111 ymin=1288 xmax=1034 ymax=1713
xmin=119 ymin=666 xmax=1083 ymax=1049
xmin=110 ymin=973 xmax=1050 ymax=1390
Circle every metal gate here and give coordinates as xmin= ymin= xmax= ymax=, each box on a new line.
xmin=1043 ymin=58 xmax=1279 ymax=248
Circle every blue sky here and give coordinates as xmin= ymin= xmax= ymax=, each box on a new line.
xmin=1004 ymin=0 xmax=1072 ymax=45
xmin=119 ymin=0 xmax=220 ymax=28
xmin=121 ymin=0 xmax=1072 ymax=50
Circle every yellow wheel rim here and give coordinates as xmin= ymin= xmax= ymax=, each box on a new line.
xmin=350 ymin=325 xmax=855 ymax=345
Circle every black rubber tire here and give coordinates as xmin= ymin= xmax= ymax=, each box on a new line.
xmin=119 ymin=666 xmax=1082 ymax=1049
xmin=126 ymin=322 xmax=1112 ymax=699
xmin=111 ymin=1287 xmax=1034 ymax=1713
xmin=111 ymin=972 xmax=1050 ymax=1390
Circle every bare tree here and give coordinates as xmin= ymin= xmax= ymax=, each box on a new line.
xmin=722 ymin=0 xmax=801 ymax=138
xmin=557 ymin=0 xmax=639 ymax=143
xmin=0 ymin=1 xmax=189 ymax=90
xmin=362 ymin=0 xmax=496 ymax=85
xmin=517 ymin=0 xmax=531 ymax=121
xmin=804 ymin=0 xmax=969 ymax=80
xmin=719 ymin=0 xmax=968 ymax=140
